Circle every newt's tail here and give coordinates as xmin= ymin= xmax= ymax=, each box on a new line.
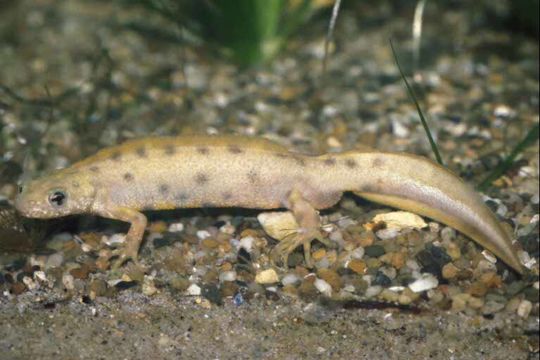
xmin=339 ymin=152 xmax=524 ymax=274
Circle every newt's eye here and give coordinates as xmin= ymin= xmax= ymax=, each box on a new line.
xmin=48 ymin=191 xmax=67 ymax=208
xmin=18 ymin=185 xmax=23 ymax=194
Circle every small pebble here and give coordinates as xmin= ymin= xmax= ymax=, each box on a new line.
xmin=46 ymin=253 xmax=64 ymax=269
xmin=314 ymin=278 xmax=332 ymax=297
xmin=442 ymin=263 xmax=459 ymax=279
xmin=238 ymin=236 xmax=255 ymax=253
xmin=365 ymin=245 xmax=385 ymax=257
xmin=482 ymin=300 xmax=505 ymax=315
xmin=168 ymin=222 xmax=184 ymax=232
xmin=348 ymin=259 xmax=367 ymax=274
xmin=10 ymin=282 xmax=26 ymax=295
xmin=408 ymin=273 xmax=438 ymax=293
xmin=62 ymin=274 xmax=75 ymax=290
xmin=186 ymin=283 xmax=201 ymax=296
xmin=351 ymin=247 xmax=365 ymax=259
xmin=102 ymin=233 xmax=125 ymax=246
xmin=365 ymin=285 xmax=382 ymax=298
xmin=312 ymin=249 xmax=327 ymax=262
xmin=375 ymin=228 xmax=400 ymax=240
xmin=196 ymin=230 xmax=211 ymax=240
xmin=142 ymin=276 xmax=158 ymax=296
xmin=89 ymin=279 xmax=108 ymax=299
xmin=317 ymin=268 xmax=341 ymax=291
xmin=255 ymin=269 xmax=279 ymax=284
xmin=219 ymin=271 xmax=237 ymax=282
xmin=517 ymin=300 xmax=532 ymax=318
xmin=282 ymin=273 xmax=300 ymax=286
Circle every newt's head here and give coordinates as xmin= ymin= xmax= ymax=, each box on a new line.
xmin=15 ymin=168 xmax=96 ymax=219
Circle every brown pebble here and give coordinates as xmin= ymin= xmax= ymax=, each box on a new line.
xmin=298 ymin=279 xmax=318 ymax=300
xmin=220 ymin=281 xmax=238 ymax=297
xmin=282 ymin=285 xmax=299 ymax=296
xmin=479 ymin=272 xmax=502 ymax=288
xmin=10 ymin=282 xmax=26 ymax=295
xmin=348 ymin=259 xmax=367 ymax=274
xmin=169 ymin=276 xmax=190 ymax=292
xmin=358 ymin=231 xmax=375 ymax=247
xmin=317 ymin=268 xmax=342 ymax=292
xmin=312 ymin=249 xmax=327 ymax=262
xmin=89 ymin=279 xmax=108 ymax=299
xmin=70 ymin=264 xmax=90 ymax=280
xmin=442 ymin=263 xmax=459 ymax=280
xmin=467 ymin=281 xmax=488 ymax=297
xmin=201 ymin=238 xmax=220 ymax=249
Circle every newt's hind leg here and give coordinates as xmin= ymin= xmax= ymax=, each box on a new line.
xmin=271 ymin=189 xmax=333 ymax=267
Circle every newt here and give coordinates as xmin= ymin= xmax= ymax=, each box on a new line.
xmin=14 ymin=135 xmax=524 ymax=273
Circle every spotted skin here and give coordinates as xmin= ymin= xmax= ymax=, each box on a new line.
xmin=15 ymin=135 xmax=524 ymax=273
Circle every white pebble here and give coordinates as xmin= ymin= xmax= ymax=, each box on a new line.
xmin=406 ymin=259 xmax=421 ymax=271
xmin=518 ymin=251 xmax=537 ymax=269
xmin=168 ymin=222 xmax=184 ymax=232
xmin=517 ymin=300 xmax=532 ymax=318
xmin=281 ymin=273 xmax=300 ymax=286
xmin=196 ymin=230 xmax=211 ymax=240
xmin=329 ymin=230 xmax=343 ymax=243
xmin=102 ymin=233 xmax=126 ymax=246
xmin=365 ymin=285 xmax=382 ymax=298
xmin=46 ymin=253 xmax=64 ymax=268
xmin=408 ymin=273 xmax=438 ymax=293
xmin=33 ymin=271 xmax=48 ymax=283
xmin=22 ymin=276 xmax=38 ymax=290
xmin=481 ymin=250 xmax=497 ymax=264
xmin=219 ymin=223 xmax=235 ymax=235
xmin=62 ymin=274 xmax=75 ymax=290
xmin=186 ymin=284 xmax=201 ymax=296
xmin=376 ymin=228 xmax=400 ymax=240
xmin=351 ymin=247 xmax=365 ymax=260
xmin=380 ymin=267 xmax=397 ymax=280
xmin=314 ymin=278 xmax=332 ymax=297
xmin=142 ymin=276 xmax=158 ymax=296
xmin=238 ymin=236 xmax=255 ymax=253
xmin=219 ymin=271 xmax=237 ymax=282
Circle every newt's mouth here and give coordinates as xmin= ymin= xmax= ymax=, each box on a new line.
xmin=14 ymin=196 xmax=45 ymax=218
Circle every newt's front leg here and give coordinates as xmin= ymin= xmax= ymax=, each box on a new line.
xmin=271 ymin=189 xmax=333 ymax=267
xmin=96 ymin=205 xmax=148 ymax=269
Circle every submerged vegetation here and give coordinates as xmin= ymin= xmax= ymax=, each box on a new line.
xmin=128 ymin=0 xmax=333 ymax=66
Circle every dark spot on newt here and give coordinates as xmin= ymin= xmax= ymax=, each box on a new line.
xmin=228 ymin=145 xmax=243 ymax=154
xmin=247 ymin=170 xmax=258 ymax=184
xmin=89 ymin=166 xmax=99 ymax=173
xmin=196 ymin=147 xmax=209 ymax=155
xmin=345 ymin=159 xmax=358 ymax=168
xmin=360 ymin=184 xmax=377 ymax=193
xmin=110 ymin=151 xmax=122 ymax=161
xmin=136 ymin=146 xmax=147 ymax=158
xmin=159 ymin=184 xmax=170 ymax=194
xmin=72 ymin=181 xmax=80 ymax=188
xmin=195 ymin=173 xmax=209 ymax=185
xmin=123 ymin=173 xmax=134 ymax=182
xmin=372 ymin=158 xmax=385 ymax=168
xmin=222 ymin=192 xmax=233 ymax=201
xmin=293 ymin=156 xmax=306 ymax=167
xmin=164 ymin=144 xmax=176 ymax=155
xmin=175 ymin=192 xmax=189 ymax=202
xmin=275 ymin=153 xmax=289 ymax=159
xmin=324 ymin=158 xmax=337 ymax=166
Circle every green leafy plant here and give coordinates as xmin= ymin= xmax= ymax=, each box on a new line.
xmin=478 ymin=123 xmax=539 ymax=191
xmin=131 ymin=0 xmax=331 ymax=66
xmin=390 ymin=38 xmax=444 ymax=166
